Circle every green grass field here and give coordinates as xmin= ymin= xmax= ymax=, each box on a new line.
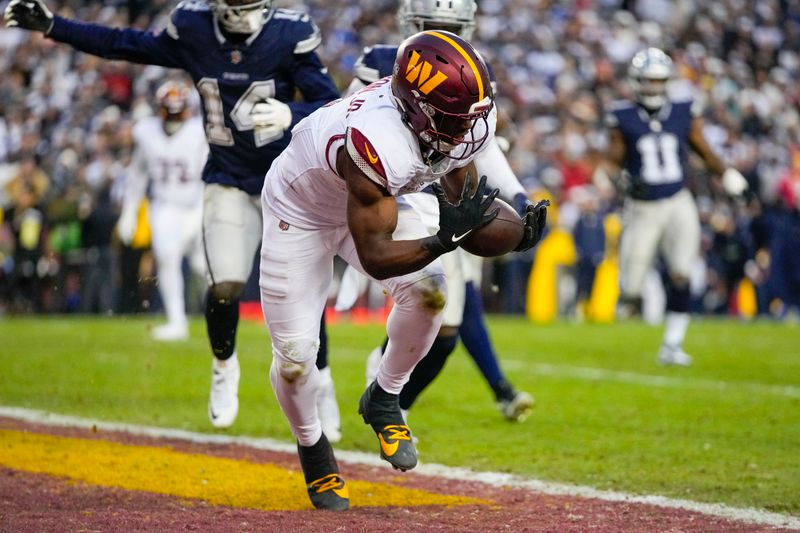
xmin=1 ymin=315 xmax=798 ymax=515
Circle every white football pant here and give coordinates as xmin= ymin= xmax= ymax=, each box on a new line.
xmin=260 ymin=201 xmax=445 ymax=446
xmin=618 ymin=188 xmax=700 ymax=298
xmin=202 ymin=183 xmax=263 ymax=285
xmin=150 ymin=201 xmax=205 ymax=328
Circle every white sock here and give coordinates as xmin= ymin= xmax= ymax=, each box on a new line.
xmin=663 ymin=311 xmax=690 ymax=348
xmin=317 ymin=365 xmax=332 ymax=386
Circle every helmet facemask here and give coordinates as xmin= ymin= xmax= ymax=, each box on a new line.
xmin=415 ymin=95 xmax=493 ymax=160
xmin=209 ymin=0 xmax=272 ymax=35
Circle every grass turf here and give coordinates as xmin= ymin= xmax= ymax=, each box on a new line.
xmin=0 ymin=315 xmax=798 ymax=514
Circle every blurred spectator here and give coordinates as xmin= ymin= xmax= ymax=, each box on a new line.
xmin=1 ymin=0 xmax=800 ymax=318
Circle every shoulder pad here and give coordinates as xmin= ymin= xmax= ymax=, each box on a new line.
xmin=167 ymin=1 xmax=209 ymax=40
xmin=670 ymin=98 xmax=697 ymax=116
xmin=271 ymin=8 xmax=321 ymax=54
xmin=346 ymin=126 xmax=388 ymax=190
xmin=132 ymin=116 xmax=159 ymax=140
xmin=355 ymin=45 xmax=397 ymax=82
xmin=174 ymin=0 xmax=208 ymax=12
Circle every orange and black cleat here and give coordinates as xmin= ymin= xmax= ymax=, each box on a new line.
xmin=306 ymin=473 xmax=349 ymax=511
xmin=298 ymin=434 xmax=349 ymax=511
xmin=359 ymin=381 xmax=418 ymax=471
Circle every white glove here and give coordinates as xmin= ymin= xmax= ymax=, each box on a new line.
xmin=116 ymin=207 xmax=137 ymax=246
xmin=721 ymin=168 xmax=748 ymax=196
xmin=251 ymin=98 xmax=292 ymax=138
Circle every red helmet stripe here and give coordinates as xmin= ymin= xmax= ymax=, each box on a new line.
xmin=425 ymin=30 xmax=484 ymax=101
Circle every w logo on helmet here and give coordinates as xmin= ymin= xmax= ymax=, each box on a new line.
xmin=404 ymin=50 xmax=448 ymax=95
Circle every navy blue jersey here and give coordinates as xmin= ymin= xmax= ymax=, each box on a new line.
xmin=607 ymin=100 xmax=697 ymax=201
xmin=48 ymin=3 xmax=340 ymax=194
xmin=353 ymin=44 xmax=496 ymax=86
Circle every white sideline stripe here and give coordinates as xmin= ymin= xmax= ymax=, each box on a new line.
xmin=1 ymin=407 xmax=798 ymax=530
xmin=502 ymin=361 xmax=800 ymax=399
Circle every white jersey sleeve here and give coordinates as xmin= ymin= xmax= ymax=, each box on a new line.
xmin=344 ymin=99 xmax=426 ymax=197
xmin=474 ymin=136 xmax=525 ymax=201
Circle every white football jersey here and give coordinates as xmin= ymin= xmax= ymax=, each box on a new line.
xmin=262 ymin=78 xmax=496 ymax=228
xmin=130 ymin=116 xmax=208 ymax=207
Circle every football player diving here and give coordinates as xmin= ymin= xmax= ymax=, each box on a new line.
xmin=258 ymin=29 xmax=545 ymax=510
xmin=4 ymin=0 xmax=340 ymax=426
xmin=317 ymin=0 xmax=545 ymax=445
xmin=607 ymin=47 xmax=749 ymax=366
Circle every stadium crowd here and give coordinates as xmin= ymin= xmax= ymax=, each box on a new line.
xmin=0 ymin=0 xmax=798 ymax=319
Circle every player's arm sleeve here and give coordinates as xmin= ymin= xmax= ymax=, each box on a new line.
xmin=117 ymin=147 xmax=149 ymax=242
xmin=475 ymin=138 xmax=525 ymax=201
xmin=46 ymin=13 xmax=183 ymax=67
xmin=124 ymin=147 xmax=149 ymax=208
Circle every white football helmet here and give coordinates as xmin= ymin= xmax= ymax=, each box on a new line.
xmin=628 ymin=47 xmax=674 ymax=111
xmin=208 ymin=0 xmax=272 ymax=35
xmin=397 ymin=0 xmax=477 ymax=40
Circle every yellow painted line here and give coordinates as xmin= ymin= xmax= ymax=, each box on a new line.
xmin=0 ymin=430 xmax=486 ymax=510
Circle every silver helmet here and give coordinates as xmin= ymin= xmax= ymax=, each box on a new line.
xmin=628 ymin=47 xmax=674 ymax=111
xmin=397 ymin=0 xmax=477 ymax=40
xmin=208 ymin=0 xmax=272 ymax=35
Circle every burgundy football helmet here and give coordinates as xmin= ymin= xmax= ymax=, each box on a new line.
xmin=391 ymin=30 xmax=493 ymax=161
xmin=156 ymin=81 xmax=190 ymax=134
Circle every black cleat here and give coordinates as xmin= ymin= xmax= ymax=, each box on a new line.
xmin=358 ymin=381 xmax=417 ymax=471
xmin=297 ymin=434 xmax=349 ymax=511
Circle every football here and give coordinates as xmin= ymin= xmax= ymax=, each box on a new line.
xmin=460 ymin=199 xmax=524 ymax=257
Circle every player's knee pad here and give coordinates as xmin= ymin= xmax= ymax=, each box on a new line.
xmin=617 ymin=295 xmax=643 ymax=319
xmin=208 ymin=281 xmax=244 ymax=303
xmin=668 ymin=275 xmax=689 ymax=290
xmin=273 ymin=338 xmax=320 ymax=384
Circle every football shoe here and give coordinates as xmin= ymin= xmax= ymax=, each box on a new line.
xmin=151 ymin=323 xmax=188 ymax=342
xmin=657 ymin=345 xmax=693 ymax=367
xmin=298 ymin=434 xmax=349 ymax=511
xmin=359 ymin=381 xmax=417 ymax=471
xmin=208 ymin=354 xmax=240 ymax=428
xmin=494 ymin=380 xmax=534 ymax=422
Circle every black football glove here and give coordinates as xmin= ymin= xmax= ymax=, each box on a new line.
xmin=4 ymin=0 xmax=54 ymax=33
xmin=514 ymin=199 xmax=549 ymax=252
xmin=427 ymin=173 xmax=499 ymax=255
